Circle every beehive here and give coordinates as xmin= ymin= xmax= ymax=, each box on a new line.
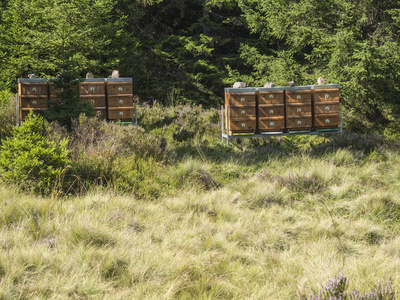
xmin=224 ymin=88 xmax=256 ymax=134
xmin=313 ymin=84 xmax=340 ymax=129
xmin=257 ymin=87 xmax=285 ymax=132
xmin=79 ymin=78 xmax=106 ymax=118
xmin=106 ymin=78 xmax=133 ymax=122
xmin=18 ymin=78 xmax=48 ymax=121
xmin=285 ymin=86 xmax=312 ymax=130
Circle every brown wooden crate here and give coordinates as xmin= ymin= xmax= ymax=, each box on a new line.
xmin=285 ymin=90 xmax=312 ymax=104
xmin=49 ymin=84 xmax=62 ymax=95
xmin=80 ymin=95 xmax=106 ymax=107
xmin=107 ymin=95 xmax=134 ymax=108
xmin=314 ymin=102 xmax=340 ymax=114
xmin=79 ymin=82 xmax=106 ymax=95
xmin=228 ymin=118 xmax=256 ymax=132
xmin=228 ymin=106 xmax=256 ymax=118
xmin=21 ymin=97 xmax=47 ymax=109
xmin=314 ymin=114 xmax=340 ymax=128
xmin=48 ymin=85 xmax=79 ymax=95
xmin=286 ymin=103 xmax=311 ymax=117
xmin=286 ymin=116 xmax=312 ymax=129
xmin=259 ymin=92 xmax=284 ymax=105
xmin=258 ymin=117 xmax=285 ymax=131
xmin=107 ymin=82 xmax=133 ymax=95
xmin=107 ymin=108 xmax=134 ymax=120
xmin=258 ymin=105 xmax=284 ymax=118
xmin=19 ymin=83 xmax=48 ymax=95
xmin=225 ymin=92 xmax=256 ymax=106
xmin=314 ymin=89 xmax=339 ymax=103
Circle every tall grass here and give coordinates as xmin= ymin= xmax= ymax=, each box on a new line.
xmin=0 ymin=102 xmax=400 ymax=298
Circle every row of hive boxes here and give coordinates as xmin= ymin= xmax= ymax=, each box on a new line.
xmin=18 ymin=78 xmax=134 ymax=121
xmin=224 ymin=85 xmax=340 ymax=134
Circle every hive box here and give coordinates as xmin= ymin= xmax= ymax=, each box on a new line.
xmin=313 ymin=84 xmax=340 ymax=129
xmin=79 ymin=78 xmax=107 ymax=118
xmin=106 ymin=78 xmax=134 ymax=122
xmin=258 ymin=87 xmax=285 ymax=132
xmin=285 ymin=86 xmax=312 ymax=130
xmin=224 ymin=88 xmax=256 ymax=134
xmin=18 ymin=78 xmax=49 ymax=122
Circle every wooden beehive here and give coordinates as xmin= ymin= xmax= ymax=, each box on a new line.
xmin=79 ymin=79 xmax=106 ymax=115
xmin=285 ymin=86 xmax=312 ymax=130
xmin=313 ymin=84 xmax=340 ymax=129
xmin=106 ymin=78 xmax=134 ymax=122
xmin=257 ymin=87 xmax=285 ymax=132
xmin=224 ymin=88 xmax=256 ymax=134
xmin=18 ymin=78 xmax=49 ymax=122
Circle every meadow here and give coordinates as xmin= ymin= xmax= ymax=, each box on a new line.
xmin=0 ymin=99 xmax=399 ymax=299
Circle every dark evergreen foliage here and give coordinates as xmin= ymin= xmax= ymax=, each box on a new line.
xmin=44 ymin=60 xmax=94 ymax=130
xmin=0 ymin=0 xmax=400 ymax=131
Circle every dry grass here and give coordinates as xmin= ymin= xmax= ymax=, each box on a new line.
xmin=1 ymin=148 xmax=400 ymax=299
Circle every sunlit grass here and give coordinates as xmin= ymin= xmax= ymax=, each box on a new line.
xmin=1 ymin=146 xmax=400 ymax=299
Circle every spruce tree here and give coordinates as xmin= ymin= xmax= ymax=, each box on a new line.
xmin=44 ymin=59 xmax=94 ymax=130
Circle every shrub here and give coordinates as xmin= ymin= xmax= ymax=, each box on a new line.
xmin=61 ymin=115 xmax=168 ymax=196
xmin=0 ymin=90 xmax=16 ymax=138
xmin=298 ymin=270 xmax=395 ymax=300
xmin=0 ymin=112 xmax=69 ymax=194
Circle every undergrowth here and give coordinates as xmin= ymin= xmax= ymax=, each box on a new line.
xmin=0 ymin=99 xmax=400 ymax=298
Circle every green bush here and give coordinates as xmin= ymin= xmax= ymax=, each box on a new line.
xmin=0 ymin=112 xmax=69 ymax=194
xmin=0 ymin=90 xmax=16 ymax=138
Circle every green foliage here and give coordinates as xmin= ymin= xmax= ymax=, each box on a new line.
xmin=0 ymin=90 xmax=16 ymax=138
xmin=0 ymin=112 xmax=69 ymax=194
xmin=0 ymin=0 xmax=129 ymax=88
xmin=43 ymin=60 xmax=94 ymax=130
xmin=238 ymin=0 xmax=400 ymax=130
xmin=1 ymin=0 xmax=400 ymax=132
xmin=0 ymin=90 xmax=13 ymax=107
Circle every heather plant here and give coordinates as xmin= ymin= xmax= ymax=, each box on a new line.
xmin=137 ymin=102 xmax=221 ymax=143
xmin=54 ymin=115 xmax=169 ymax=196
xmin=299 ymin=271 xmax=395 ymax=300
xmin=0 ymin=113 xmax=69 ymax=194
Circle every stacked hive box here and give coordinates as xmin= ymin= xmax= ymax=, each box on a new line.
xmin=18 ymin=78 xmax=48 ymax=121
xmin=106 ymin=78 xmax=134 ymax=122
xmin=313 ymin=84 xmax=340 ymax=129
xmin=79 ymin=78 xmax=107 ymax=119
xmin=258 ymin=87 xmax=285 ymax=132
xmin=285 ymin=86 xmax=312 ymax=131
xmin=224 ymin=88 xmax=256 ymax=134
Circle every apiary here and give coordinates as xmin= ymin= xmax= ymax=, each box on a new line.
xmin=258 ymin=87 xmax=285 ymax=132
xmin=313 ymin=84 xmax=340 ymax=129
xmin=222 ymin=81 xmax=342 ymax=145
xmin=106 ymin=78 xmax=134 ymax=122
xmin=18 ymin=78 xmax=49 ymax=122
xmin=224 ymin=88 xmax=257 ymax=134
xmin=285 ymin=86 xmax=312 ymax=130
